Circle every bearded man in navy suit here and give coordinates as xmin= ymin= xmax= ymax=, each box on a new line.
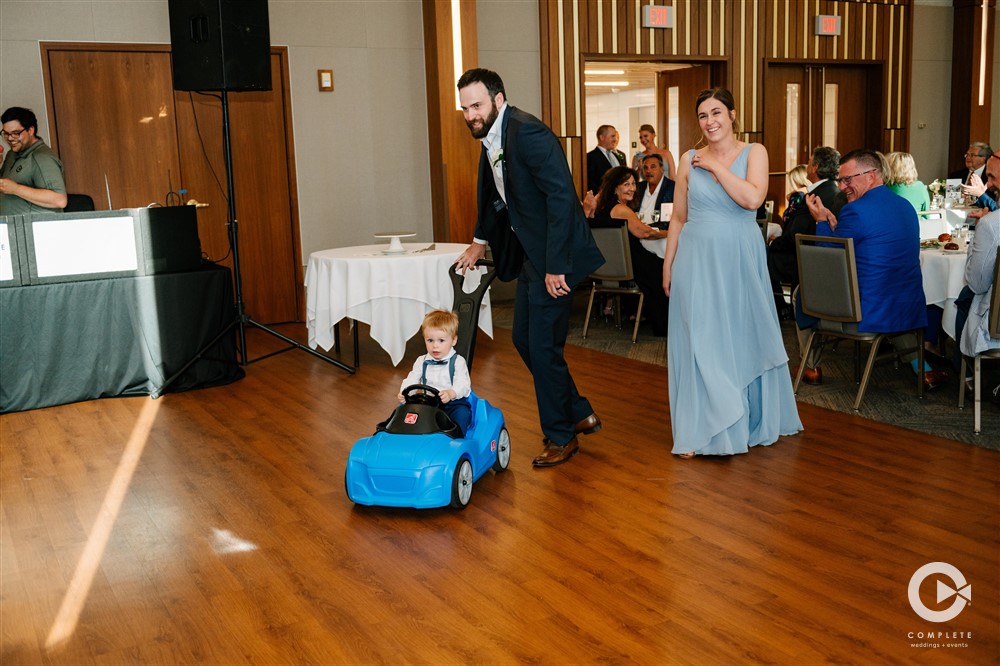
xmin=454 ymin=68 xmax=605 ymax=468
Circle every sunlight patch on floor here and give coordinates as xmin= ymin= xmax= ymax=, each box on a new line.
xmin=45 ymin=397 xmax=162 ymax=650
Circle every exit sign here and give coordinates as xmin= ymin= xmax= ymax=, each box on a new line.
xmin=815 ymin=15 xmax=842 ymax=36
xmin=642 ymin=5 xmax=673 ymax=29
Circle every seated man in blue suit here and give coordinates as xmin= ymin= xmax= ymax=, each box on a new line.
xmin=795 ymin=148 xmax=945 ymax=390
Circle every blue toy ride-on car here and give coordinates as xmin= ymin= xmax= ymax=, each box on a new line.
xmin=345 ymin=258 xmax=509 ymax=509
xmin=345 ymin=383 xmax=510 ymax=509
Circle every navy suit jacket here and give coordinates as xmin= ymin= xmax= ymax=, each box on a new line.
xmin=949 ymin=165 xmax=985 ymax=184
xmin=475 ymin=106 xmax=604 ymax=284
xmin=586 ymin=147 xmax=616 ymax=194
xmin=768 ymin=179 xmax=844 ymax=279
xmin=637 ymin=176 xmax=676 ymax=215
xmin=816 ymin=185 xmax=927 ymax=333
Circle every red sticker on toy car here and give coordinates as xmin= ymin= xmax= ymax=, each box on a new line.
xmin=404 ymin=413 xmax=418 ymax=424
xmin=491 ymin=439 xmax=497 ymax=452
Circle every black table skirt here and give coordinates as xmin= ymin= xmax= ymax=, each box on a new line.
xmin=1 ymin=264 xmax=243 ymax=413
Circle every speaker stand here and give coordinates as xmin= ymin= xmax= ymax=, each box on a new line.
xmin=152 ymin=89 xmax=353 ymax=398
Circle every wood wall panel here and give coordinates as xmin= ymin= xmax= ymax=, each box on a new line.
xmin=44 ymin=48 xmax=182 ymax=210
xmin=173 ymin=53 xmax=300 ymax=324
xmin=41 ymin=44 xmax=303 ymax=325
xmin=949 ymin=0 xmax=996 ymax=173
xmin=543 ymin=0 xmax=919 ymax=192
xmin=422 ymin=0 xmax=481 ymax=244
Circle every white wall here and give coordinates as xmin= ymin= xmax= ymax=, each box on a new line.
xmin=270 ymin=1 xmax=432 ymax=255
xmin=476 ymin=0 xmax=540 ymax=301
xmin=909 ymin=0 xmax=1000 ymax=179
xmin=585 ymin=87 xmax=656 ymax=167
xmin=477 ymin=0 xmax=540 ymax=118
xmin=910 ymin=1 xmax=955 ymax=180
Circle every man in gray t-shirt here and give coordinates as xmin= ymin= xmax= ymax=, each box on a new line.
xmin=0 ymin=106 xmax=67 ymax=215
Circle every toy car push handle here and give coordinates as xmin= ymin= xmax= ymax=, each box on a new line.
xmin=449 ymin=259 xmax=496 ymax=372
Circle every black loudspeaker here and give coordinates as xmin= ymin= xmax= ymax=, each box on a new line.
xmin=168 ymin=0 xmax=271 ymax=91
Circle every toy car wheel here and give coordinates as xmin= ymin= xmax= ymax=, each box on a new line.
xmin=492 ymin=427 xmax=511 ymax=472
xmin=450 ymin=458 xmax=473 ymax=509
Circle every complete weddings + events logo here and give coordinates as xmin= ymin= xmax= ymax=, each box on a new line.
xmin=905 ymin=562 xmax=973 ymax=650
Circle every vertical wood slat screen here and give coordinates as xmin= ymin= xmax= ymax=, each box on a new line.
xmin=540 ymin=0 xmax=913 ymax=173
xmin=422 ymin=0 xmax=481 ymax=244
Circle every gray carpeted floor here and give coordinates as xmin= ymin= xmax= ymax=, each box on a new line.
xmin=490 ymin=294 xmax=1000 ymax=450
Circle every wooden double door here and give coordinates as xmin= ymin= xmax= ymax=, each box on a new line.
xmin=41 ymin=43 xmax=302 ymax=324
xmin=763 ymin=63 xmax=882 ymax=209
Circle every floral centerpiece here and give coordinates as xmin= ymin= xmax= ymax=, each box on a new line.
xmin=927 ymin=179 xmax=946 ymax=208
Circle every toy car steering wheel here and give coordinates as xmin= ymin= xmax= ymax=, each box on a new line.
xmin=401 ymin=384 xmax=441 ymax=407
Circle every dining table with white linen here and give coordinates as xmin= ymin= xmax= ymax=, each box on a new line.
xmin=305 ymin=242 xmax=493 ymax=366
xmin=917 ymin=206 xmax=975 ymax=240
xmin=920 ymin=247 xmax=968 ymax=338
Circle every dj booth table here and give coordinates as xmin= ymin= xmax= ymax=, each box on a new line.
xmin=0 ymin=263 xmax=243 ymax=413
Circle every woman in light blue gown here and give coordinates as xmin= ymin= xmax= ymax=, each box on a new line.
xmin=662 ymin=88 xmax=802 ymax=457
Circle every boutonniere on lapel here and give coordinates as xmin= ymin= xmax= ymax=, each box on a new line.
xmin=492 ymin=149 xmax=504 ymax=168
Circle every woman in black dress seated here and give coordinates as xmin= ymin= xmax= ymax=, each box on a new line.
xmin=591 ymin=166 xmax=670 ymax=336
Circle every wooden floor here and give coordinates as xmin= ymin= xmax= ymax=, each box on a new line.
xmin=2 ymin=324 xmax=997 ymax=665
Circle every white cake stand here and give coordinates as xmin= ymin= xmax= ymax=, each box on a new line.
xmin=374 ymin=231 xmax=417 ymax=254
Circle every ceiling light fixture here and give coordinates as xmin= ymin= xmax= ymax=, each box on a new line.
xmin=584 ymin=81 xmax=629 ymax=87
xmin=584 ymin=69 xmax=625 ymax=75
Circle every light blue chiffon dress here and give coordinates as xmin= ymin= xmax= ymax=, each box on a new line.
xmin=667 ymin=145 xmax=802 ymax=455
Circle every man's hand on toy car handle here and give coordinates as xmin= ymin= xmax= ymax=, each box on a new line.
xmin=454 ymin=242 xmax=487 ymax=273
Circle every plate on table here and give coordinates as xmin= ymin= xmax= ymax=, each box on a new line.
xmin=941 ymin=247 xmax=966 ymax=254
xmin=919 ymin=240 xmax=941 ymax=250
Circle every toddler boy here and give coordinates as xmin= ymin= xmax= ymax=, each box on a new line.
xmin=399 ymin=310 xmax=472 ymax=435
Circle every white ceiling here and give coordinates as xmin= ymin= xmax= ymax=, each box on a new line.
xmin=583 ymin=61 xmax=694 ymax=97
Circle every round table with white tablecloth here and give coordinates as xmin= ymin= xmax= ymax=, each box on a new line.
xmin=920 ymin=247 xmax=968 ymax=338
xmin=917 ymin=206 xmax=976 ymax=240
xmin=305 ymin=243 xmax=492 ymax=366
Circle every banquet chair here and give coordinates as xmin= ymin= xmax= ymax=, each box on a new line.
xmin=793 ymin=234 xmax=925 ymax=410
xmin=583 ymin=222 xmax=644 ymax=343
xmin=756 ymin=200 xmax=774 ymax=242
xmin=958 ymin=254 xmax=1000 ymax=435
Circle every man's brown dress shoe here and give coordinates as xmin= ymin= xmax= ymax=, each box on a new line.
xmin=923 ymin=369 xmax=947 ymax=391
xmin=792 ymin=365 xmax=822 ymax=385
xmin=575 ymin=413 xmax=602 ymax=435
xmin=532 ymin=436 xmax=580 ymax=467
